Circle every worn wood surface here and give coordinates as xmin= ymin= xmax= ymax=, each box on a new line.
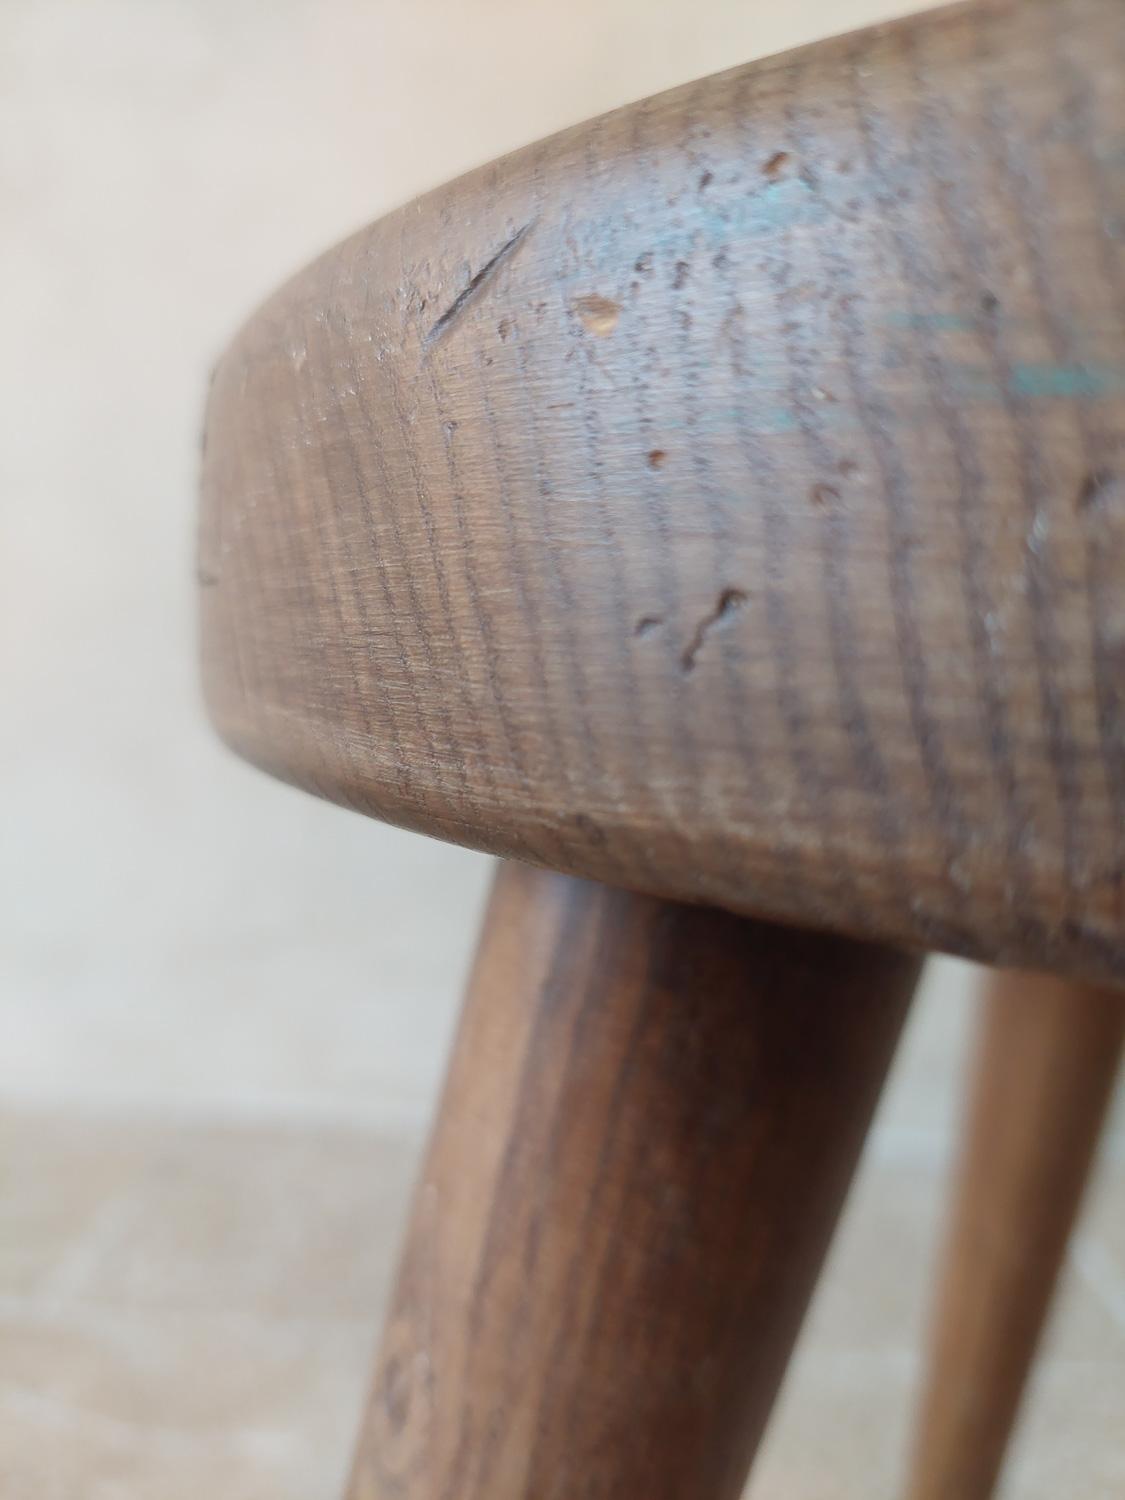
xmin=346 ymin=861 xmax=918 ymax=1500
xmin=905 ymin=968 xmax=1125 ymax=1500
xmin=200 ymin=0 xmax=1125 ymax=982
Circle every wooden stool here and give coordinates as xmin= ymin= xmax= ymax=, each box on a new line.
xmin=198 ymin=0 xmax=1123 ymax=1494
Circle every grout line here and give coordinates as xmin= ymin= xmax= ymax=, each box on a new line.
xmin=0 ymin=1293 xmax=384 ymax=1334
xmin=0 ymin=1089 xmax=432 ymax=1141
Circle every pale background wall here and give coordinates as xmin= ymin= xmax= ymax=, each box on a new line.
xmin=1 ymin=3 xmax=1121 ymax=1498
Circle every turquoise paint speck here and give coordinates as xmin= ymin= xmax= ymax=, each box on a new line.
xmin=1010 ymin=364 xmax=1125 ymax=399
xmin=885 ymin=311 xmax=976 ymax=333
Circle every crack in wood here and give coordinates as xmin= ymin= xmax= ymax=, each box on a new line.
xmin=424 ymin=221 xmax=537 ymax=349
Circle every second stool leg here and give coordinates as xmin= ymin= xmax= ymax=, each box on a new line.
xmin=346 ymin=862 xmax=919 ymax=1500
xmin=905 ymin=969 xmax=1125 ymax=1500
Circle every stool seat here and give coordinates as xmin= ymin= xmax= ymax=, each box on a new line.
xmin=201 ymin=0 xmax=1125 ymax=984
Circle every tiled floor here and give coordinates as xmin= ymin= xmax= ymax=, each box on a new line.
xmin=2 ymin=0 xmax=1123 ymax=1496
xmin=3 ymin=975 xmax=1123 ymax=1500
xmin=0 ymin=1111 xmax=412 ymax=1500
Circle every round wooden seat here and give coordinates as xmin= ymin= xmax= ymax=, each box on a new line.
xmin=201 ymin=0 xmax=1123 ymax=984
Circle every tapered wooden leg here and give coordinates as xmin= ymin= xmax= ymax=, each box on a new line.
xmin=346 ymin=862 xmax=919 ymax=1500
xmin=905 ymin=969 xmax=1125 ymax=1500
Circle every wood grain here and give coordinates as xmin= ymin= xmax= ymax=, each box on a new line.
xmin=346 ymin=861 xmax=919 ymax=1500
xmin=905 ymin=968 xmax=1125 ymax=1500
xmin=199 ymin=0 xmax=1125 ymax=982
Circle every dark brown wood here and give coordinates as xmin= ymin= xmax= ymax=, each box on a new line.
xmin=199 ymin=0 xmax=1125 ymax=984
xmin=346 ymin=862 xmax=919 ymax=1500
xmin=905 ymin=969 xmax=1125 ymax=1500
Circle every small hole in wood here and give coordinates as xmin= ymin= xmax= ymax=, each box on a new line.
xmin=1077 ymin=468 xmax=1122 ymax=512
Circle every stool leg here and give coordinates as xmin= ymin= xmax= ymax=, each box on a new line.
xmin=905 ymin=969 xmax=1125 ymax=1500
xmin=346 ymin=862 xmax=919 ymax=1500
